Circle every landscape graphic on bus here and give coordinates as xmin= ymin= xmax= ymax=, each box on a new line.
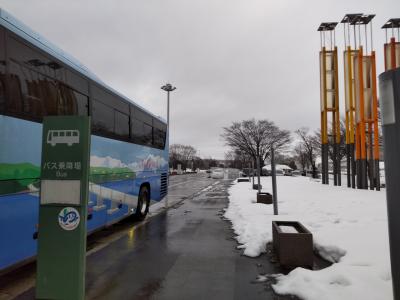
xmin=0 ymin=116 xmax=168 ymax=194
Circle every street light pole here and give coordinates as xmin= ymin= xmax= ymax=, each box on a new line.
xmin=161 ymin=83 xmax=176 ymax=141
xmin=271 ymin=144 xmax=278 ymax=215
xmin=161 ymin=83 xmax=176 ymax=208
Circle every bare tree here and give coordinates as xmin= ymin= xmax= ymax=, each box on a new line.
xmin=221 ymin=119 xmax=291 ymax=166
xmin=294 ymin=144 xmax=309 ymax=171
xmin=224 ymin=151 xmax=236 ymax=168
xmin=192 ymin=156 xmax=204 ymax=170
xmin=203 ymin=157 xmax=217 ymax=169
xmin=295 ymin=128 xmax=320 ymax=178
xmin=169 ymin=144 xmax=197 ymax=170
xmin=225 ymin=149 xmax=253 ymax=169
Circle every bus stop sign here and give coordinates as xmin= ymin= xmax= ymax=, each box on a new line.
xmin=36 ymin=116 xmax=90 ymax=300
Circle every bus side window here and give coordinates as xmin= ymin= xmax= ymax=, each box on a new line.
xmin=0 ymin=27 xmax=5 ymax=113
xmin=6 ymin=62 xmax=23 ymax=115
xmin=132 ymin=108 xmax=153 ymax=146
xmin=152 ymin=119 xmax=167 ymax=149
xmin=92 ymin=99 xmax=114 ymax=135
xmin=74 ymin=91 xmax=89 ymax=116
xmin=5 ymin=35 xmax=57 ymax=120
xmin=142 ymin=123 xmax=153 ymax=146
xmin=0 ymin=66 xmax=5 ymax=113
xmin=5 ymin=34 xmax=89 ymax=122
xmin=153 ymin=128 xmax=166 ymax=149
xmin=114 ymin=110 xmax=129 ymax=139
xmin=65 ymin=69 xmax=88 ymax=96
xmin=7 ymin=60 xmax=48 ymax=120
xmin=6 ymin=49 xmax=60 ymax=120
xmin=58 ymin=84 xmax=88 ymax=116
xmin=57 ymin=84 xmax=74 ymax=115
xmin=41 ymin=76 xmax=58 ymax=116
xmin=131 ymin=118 xmax=152 ymax=146
xmin=131 ymin=118 xmax=143 ymax=144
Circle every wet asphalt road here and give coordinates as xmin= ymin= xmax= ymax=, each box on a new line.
xmin=84 ymin=174 xmax=292 ymax=300
xmin=3 ymin=173 xmax=296 ymax=300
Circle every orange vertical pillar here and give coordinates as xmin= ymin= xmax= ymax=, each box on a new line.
xmin=371 ymin=51 xmax=380 ymax=190
xmin=357 ymin=46 xmax=368 ymax=189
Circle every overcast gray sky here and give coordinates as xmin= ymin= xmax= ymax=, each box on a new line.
xmin=1 ymin=0 xmax=399 ymax=159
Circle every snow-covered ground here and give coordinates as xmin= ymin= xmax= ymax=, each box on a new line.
xmin=224 ymin=176 xmax=393 ymax=300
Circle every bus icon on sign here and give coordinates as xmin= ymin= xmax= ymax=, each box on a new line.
xmin=47 ymin=130 xmax=80 ymax=146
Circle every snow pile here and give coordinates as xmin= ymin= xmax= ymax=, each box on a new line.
xmin=279 ymin=225 xmax=298 ymax=233
xmin=224 ymin=176 xmax=393 ymax=300
xmin=262 ymin=164 xmax=293 ymax=171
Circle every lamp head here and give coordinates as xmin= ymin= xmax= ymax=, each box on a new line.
xmin=161 ymin=83 xmax=176 ymax=92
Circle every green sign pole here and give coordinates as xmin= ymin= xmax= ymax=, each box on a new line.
xmin=36 ymin=116 xmax=90 ymax=300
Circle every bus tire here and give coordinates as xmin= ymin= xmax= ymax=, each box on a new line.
xmin=134 ymin=186 xmax=150 ymax=221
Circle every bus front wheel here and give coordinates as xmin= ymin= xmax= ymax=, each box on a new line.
xmin=134 ymin=186 xmax=150 ymax=221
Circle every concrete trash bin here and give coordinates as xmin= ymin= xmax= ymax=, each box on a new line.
xmin=257 ymin=192 xmax=272 ymax=204
xmin=272 ymin=221 xmax=313 ymax=269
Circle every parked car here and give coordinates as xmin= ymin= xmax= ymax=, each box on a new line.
xmin=211 ymin=168 xmax=225 ymax=179
xmin=292 ymin=170 xmax=301 ymax=176
xmin=283 ymin=169 xmax=293 ymax=176
xmin=261 ymin=168 xmax=271 ymax=176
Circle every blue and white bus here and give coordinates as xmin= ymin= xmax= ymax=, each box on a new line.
xmin=0 ymin=9 xmax=169 ymax=272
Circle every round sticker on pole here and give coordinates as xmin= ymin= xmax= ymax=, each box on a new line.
xmin=58 ymin=207 xmax=80 ymax=231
